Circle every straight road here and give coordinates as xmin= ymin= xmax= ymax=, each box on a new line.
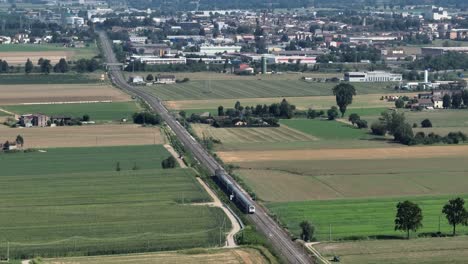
xmin=98 ymin=31 xmax=313 ymax=264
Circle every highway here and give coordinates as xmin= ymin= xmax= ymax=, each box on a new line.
xmin=98 ymin=31 xmax=313 ymax=264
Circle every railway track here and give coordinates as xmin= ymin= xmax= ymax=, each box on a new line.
xmin=98 ymin=31 xmax=313 ymax=264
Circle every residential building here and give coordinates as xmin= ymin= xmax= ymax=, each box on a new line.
xmin=155 ymin=74 xmax=176 ymax=84
xmin=19 ymin=114 xmax=49 ymax=127
xmin=449 ymin=29 xmax=468 ymax=40
xmin=344 ymin=71 xmax=403 ymax=82
xmin=129 ymin=35 xmax=148 ymax=44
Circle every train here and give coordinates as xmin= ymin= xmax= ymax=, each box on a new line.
xmin=215 ymin=169 xmax=256 ymax=214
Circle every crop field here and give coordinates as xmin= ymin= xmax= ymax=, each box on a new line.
xmin=0 ymin=145 xmax=231 ymax=258
xmin=165 ymin=94 xmax=402 ymax=111
xmin=0 ymin=124 xmax=163 ymax=148
xmin=268 ymin=195 xmax=468 ymax=241
xmin=0 ymin=145 xmax=173 ymax=175
xmin=144 ymin=80 xmax=395 ymax=101
xmin=45 ymin=248 xmax=271 ymax=264
xmin=0 ymin=83 xmax=130 ymax=105
xmin=315 ymin=236 xmax=468 ymax=264
xmin=2 ymin=102 xmax=140 ymax=122
xmin=0 ymin=169 xmax=227 ymax=258
xmin=234 ymin=153 xmax=468 ymax=202
xmin=0 ymin=43 xmax=98 ymax=62
xmin=191 ymin=123 xmax=317 ymax=144
xmin=0 ymin=74 xmax=100 ymax=85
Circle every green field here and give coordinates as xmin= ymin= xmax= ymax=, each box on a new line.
xmin=0 ymin=145 xmax=230 ymax=258
xmin=0 ymin=145 xmax=172 ymax=175
xmin=268 ymin=195 xmax=468 ymax=241
xmin=2 ymin=102 xmax=141 ymax=122
xmin=235 ymin=155 xmax=468 ymax=202
xmin=315 ymin=236 xmax=468 ymax=264
xmin=0 ymin=43 xmax=98 ymax=59
xmin=279 ymin=119 xmax=373 ymax=140
xmin=145 ymin=80 xmax=395 ymax=101
xmin=0 ymin=74 xmax=100 ymax=84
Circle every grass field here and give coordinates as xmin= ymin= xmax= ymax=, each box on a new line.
xmin=0 ymin=125 xmax=163 ymax=148
xmin=0 ymin=145 xmax=231 ymax=258
xmin=145 ymin=80 xmax=395 ymax=101
xmin=279 ymin=119 xmax=373 ymax=140
xmin=165 ymin=94 xmax=399 ymax=111
xmin=2 ymin=102 xmax=140 ymax=122
xmin=0 ymin=83 xmax=130 ymax=105
xmin=0 ymin=145 xmax=173 ymax=175
xmin=234 ymin=154 xmax=468 ymax=202
xmin=315 ymin=236 xmax=468 ymax=264
xmin=0 ymin=43 xmax=98 ymax=61
xmin=44 ymin=247 xmax=271 ymax=264
xmin=0 ymin=74 xmax=100 ymax=84
xmin=268 ymin=195 xmax=468 ymax=241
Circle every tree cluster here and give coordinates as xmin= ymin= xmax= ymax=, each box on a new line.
xmin=348 ymin=113 xmax=368 ymax=129
xmin=218 ymin=99 xmax=296 ymax=120
xmin=132 ymin=112 xmax=162 ymax=125
xmin=441 ymin=91 xmax=468 ymax=109
xmin=395 ymin=197 xmax=468 ymax=239
xmin=0 ymin=60 xmax=9 ymax=73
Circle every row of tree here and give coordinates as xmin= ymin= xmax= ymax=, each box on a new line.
xmin=218 ymin=99 xmax=297 ymax=120
xmin=299 ymin=197 xmax=468 ymax=242
xmin=440 ymin=92 xmax=468 ymax=109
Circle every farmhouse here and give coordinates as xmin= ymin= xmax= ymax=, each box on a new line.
xmin=0 ymin=141 xmax=17 ymax=151
xmin=155 ymin=74 xmax=176 ymax=84
xmin=19 ymin=114 xmax=49 ymax=127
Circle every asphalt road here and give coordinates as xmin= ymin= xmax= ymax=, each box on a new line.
xmin=98 ymin=31 xmax=313 ymax=264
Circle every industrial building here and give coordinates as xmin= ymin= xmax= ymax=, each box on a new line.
xmin=129 ymin=55 xmax=187 ymax=65
xmin=344 ymin=71 xmax=403 ymax=82
xmin=199 ymin=45 xmax=242 ymax=55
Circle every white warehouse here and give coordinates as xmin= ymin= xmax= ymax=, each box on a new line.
xmin=344 ymin=71 xmax=402 ymax=82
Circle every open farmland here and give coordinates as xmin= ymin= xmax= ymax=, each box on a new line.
xmin=314 ymin=236 xmax=468 ymax=264
xmin=165 ymin=94 xmax=402 ymax=111
xmin=0 ymin=74 xmax=100 ymax=85
xmin=191 ymin=123 xmax=317 ymax=144
xmin=45 ymin=247 xmax=272 ymax=264
xmin=144 ymin=80 xmax=395 ymax=100
xmin=0 ymin=83 xmax=130 ymax=105
xmin=0 ymin=145 xmax=231 ymax=258
xmin=0 ymin=43 xmax=98 ymax=62
xmin=2 ymin=101 xmax=140 ymax=122
xmin=0 ymin=124 xmax=163 ymax=148
xmin=268 ymin=195 xmax=468 ymax=241
xmin=234 ymin=154 xmax=468 ymax=202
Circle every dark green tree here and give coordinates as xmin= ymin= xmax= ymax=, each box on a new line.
xmin=395 ymin=200 xmax=423 ymax=239
xmin=421 ymin=119 xmax=432 ymax=128
xmin=327 ymin=106 xmax=339 ymax=120
xmin=299 ymin=220 xmax=315 ymax=242
xmin=53 ymin=58 xmax=69 ymax=73
xmin=161 ymin=156 xmax=177 ymax=169
xmin=146 ymin=73 xmax=154 ymax=81
xmin=451 ymin=93 xmax=462 ymax=109
xmin=395 ymin=98 xmax=405 ymax=108
xmin=218 ymin=105 xmax=224 ymax=116
xmin=442 ymin=94 xmax=451 ymax=109
xmin=116 ymin=162 xmax=121 ymax=171
xmin=15 ymin=134 xmax=24 ymax=148
xmin=333 ymin=83 xmax=356 ymax=117
xmin=462 ymin=90 xmax=468 ymax=106
xmin=25 ymin=58 xmax=33 ymax=74
xmin=40 ymin=59 xmax=52 ymax=74
xmin=348 ymin=113 xmax=360 ymax=125
xmin=442 ymin=197 xmax=468 ymax=236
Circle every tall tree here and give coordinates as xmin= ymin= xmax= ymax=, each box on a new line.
xmin=25 ymin=58 xmax=33 ymax=74
xmin=333 ymin=83 xmax=356 ymax=117
xmin=442 ymin=94 xmax=451 ymax=109
xmin=218 ymin=105 xmax=224 ymax=116
xmin=462 ymin=90 xmax=468 ymax=106
xmin=53 ymin=58 xmax=69 ymax=73
xmin=299 ymin=220 xmax=315 ymax=242
xmin=15 ymin=135 xmax=24 ymax=148
xmin=451 ymin=93 xmax=462 ymax=109
xmin=442 ymin=197 xmax=468 ymax=236
xmin=395 ymin=200 xmax=423 ymax=239
xmin=40 ymin=59 xmax=52 ymax=74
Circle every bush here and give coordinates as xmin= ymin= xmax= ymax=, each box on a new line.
xmin=395 ymin=98 xmax=405 ymax=108
xmin=161 ymin=156 xmax=176 ymax=169
xmin=327 ymin=106 xmax=339 ymax=120
xmin=356 ymin=119 xmax=368 ymax=129
xmin=421 ymin=119 xmax=432 ymax=128
xmin=348 ymin=113 xmax=360 ymax=125
xmin=371 ymin=122 xmax=386 ymax=135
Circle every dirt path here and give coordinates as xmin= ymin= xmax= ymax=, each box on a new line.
xmin=163 ymin=144 xmax=187 ymax=168
xmin=306 ymin=242 xmax=331 ymax=264
xmin=195 ymin=178 xmax=241 ymax=248
xmin=0 ymin=108 xmax=16 ymax=115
